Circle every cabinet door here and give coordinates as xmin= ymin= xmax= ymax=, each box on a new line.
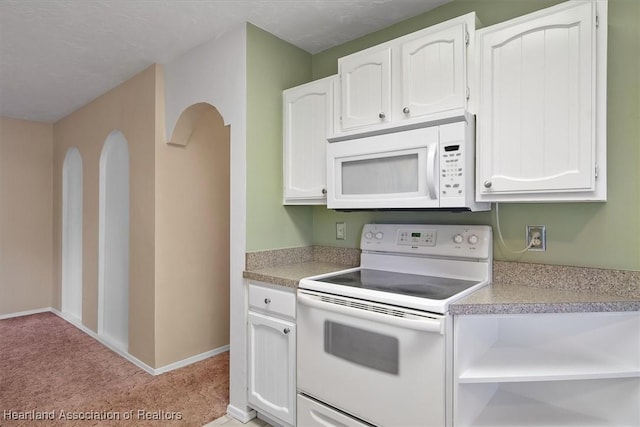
xmin=283 ymin=77 xmax=334 ymax=204
xmin=400 ymin=22 xmax=467 ymax=121
xmin=248 ymin=311 xmax=296 ymax=426
xmin=476 ymin=1 xmax=605 ymax=201
xmin=339 ymin=47 xmax=391 ymax=131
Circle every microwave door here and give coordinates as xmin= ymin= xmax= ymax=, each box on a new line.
xmin=327 ymin=128 xmax=440 ymax=209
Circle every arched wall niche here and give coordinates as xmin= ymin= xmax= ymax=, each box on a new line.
xmin=98 ymin=130 xmax=130 ymax=352
xmin=168 ymin=102 xmax=218 ymax=147
xmin=61 ymin=146 xmax=83 ymax=324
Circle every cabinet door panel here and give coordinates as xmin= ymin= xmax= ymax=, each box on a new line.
xmin=339 ymin=48 xmax=391 ymax=131
xmin=401 ymin=24 xmax=466 ymax=119
xmin=477 ymin=2 xmax=597 ymax=197
xmin=283 ymin=76 xmax=334 ymax=204
xmin=248 ymin=312 xmax=296 ymax=425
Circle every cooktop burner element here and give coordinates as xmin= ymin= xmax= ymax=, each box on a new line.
xmin=316 ymin=269 xmax=479 ymax=300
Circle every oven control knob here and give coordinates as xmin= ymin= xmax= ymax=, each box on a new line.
xmin=364 ymin=231 xmax=374 ymax=240
xmin=468 ymin=234 xmax=479 ymax=245
xmin=453 ymin=234 xmax=464 ymax=244
xmin=375 ymin=232 xmax=384 ymax=240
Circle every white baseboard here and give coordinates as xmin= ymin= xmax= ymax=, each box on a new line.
xmin=49 ymin=308 xmax=156 ymax=375
xmin=0 ymin=307 xmax=50 ymax=320
xmin=154 ymin=345 xmax=230 ymax=375
xmin=226 ymin=405 xmax=256 ymax=423
xmin=4 ymin=307 xmax=228 ymax=376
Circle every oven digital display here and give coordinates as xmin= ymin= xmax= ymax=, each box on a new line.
xmin=399 ymin=230 xmax=436 ymax=247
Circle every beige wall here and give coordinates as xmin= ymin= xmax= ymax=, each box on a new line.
xmin=155 ymin=104 xmax=231 ymax=367
xmin=0 ymin=117 xmax=53 ymax=315
xmin=52 ymin=65 xmax=158 ymax=366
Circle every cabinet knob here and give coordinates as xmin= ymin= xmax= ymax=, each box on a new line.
xmin=283 ymin=328 xmax=291 ymax=335
xmin=378 ymin=112 xmax=386 ymax=119
xmin=321 ymin=188 xmax=327 ymax=195
xmin=483 ymin=180 xmax=492 ymax=189
xmin=264 ymin=298 xmax=271 ymax=304
xmin=402 ymin=107 xmax=410 ymax=114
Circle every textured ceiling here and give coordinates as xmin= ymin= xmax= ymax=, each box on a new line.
xmin=0 ymin=0 xmax=449 ymax=123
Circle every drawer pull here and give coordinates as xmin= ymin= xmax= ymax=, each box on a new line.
xmin=264 ymin=298 xmax=271 ymax=304
xmin=283 ymin=328 xmax=291 ymax=334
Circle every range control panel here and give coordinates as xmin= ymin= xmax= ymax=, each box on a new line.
xmin=361 ymin=223 xmax=492 ymax=260
xmin=398 ymin=230 xmax=436 ymax=247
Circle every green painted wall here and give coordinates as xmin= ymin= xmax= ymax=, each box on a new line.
xmin=311 ymin=0 xmax=640 ymax=271
xmin=246 ymin=24 xmax=315 ymax=251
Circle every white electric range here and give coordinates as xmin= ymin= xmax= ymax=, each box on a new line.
xmin=297 ymin=223 xmax=492 ymax=427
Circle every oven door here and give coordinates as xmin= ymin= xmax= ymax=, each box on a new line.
xmin=297 ymin=289 xmax=449 ymax=427
xmin=327 ymin=126 xmax=440 ymax=209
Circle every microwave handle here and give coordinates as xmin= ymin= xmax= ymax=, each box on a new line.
xmin=426 ymin=143 xmax=438 ymax=199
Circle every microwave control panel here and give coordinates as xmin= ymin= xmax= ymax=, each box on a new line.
xmin=439 ymin=120 xmax=468 ymax=200
xmin=440 ymin=142 xmax=464 ymax=198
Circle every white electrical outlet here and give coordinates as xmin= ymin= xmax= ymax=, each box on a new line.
xmin=526 ymin=225 xmax=546 ymax=251
xmin=336 ymin=222 xmax=346 ymax=240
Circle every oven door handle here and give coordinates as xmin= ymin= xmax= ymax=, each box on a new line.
xmin=298 ymin=292 xmax=444 ymax=334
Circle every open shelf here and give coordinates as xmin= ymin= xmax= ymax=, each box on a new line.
xmin=454 ymin=312 xmax=640 ymax=426
xmin=469 ymin=389 xmax=609 ymax=426
xmin=456 ymin=379 xmax=640 ymax=427
xmin=458 ymin=344 xmax=640 ymax=383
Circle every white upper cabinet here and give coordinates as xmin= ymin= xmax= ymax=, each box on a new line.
xmin=333 ymin=13 xmax=476 ymax=140
xmin=399 ymin=22 xmax=468 ymax=122
xmin=476 ymin=0 xmax=607 ymax=202
xmin=339 ymin=48 xmax=392 ymax=131
xmin=283 ymin=75 xmax=336 ymax=205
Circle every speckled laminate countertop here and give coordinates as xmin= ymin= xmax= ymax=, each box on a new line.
xmin=243 ymin=261 xmax=354 ymax=289
xmin=244 ymin=261 xmax=640 ymax=314
xmin=449 ymin=281 xmax=640 ymax=315
xmin=243 ymin=248 xmax=640 ymax=315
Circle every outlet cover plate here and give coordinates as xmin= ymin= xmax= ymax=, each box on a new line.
xmin=526 ymin=225 xmax=546 ymax=251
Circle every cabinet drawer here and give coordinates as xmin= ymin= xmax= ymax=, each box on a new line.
xmin=249 ymin=283 xmax=296 ymax=319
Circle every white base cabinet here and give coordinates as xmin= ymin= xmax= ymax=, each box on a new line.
xmin=247 ymin=282 xmax=296 ymax=426
xmin=454 ymin=312 xmax=640 ymax=426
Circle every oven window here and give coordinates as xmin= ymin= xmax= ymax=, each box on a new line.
xmin=341 ymin=154 xmax=418 ymax=195
xmin=324 ymin=321 xmax=399 ymax=375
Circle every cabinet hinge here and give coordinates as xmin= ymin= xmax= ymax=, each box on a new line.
xmin=595 ymin=164 xmax=599 ymax=179
xmin=466 ymin=87 xmax=470 ymax=100
xmin=465 ymin=29 xmax=470 ymax=47
xmin=595 ymin=14 xmax=599 ymax=28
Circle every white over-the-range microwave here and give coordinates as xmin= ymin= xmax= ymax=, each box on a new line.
xmin=327 ymin=115 xmax=490 ymax=211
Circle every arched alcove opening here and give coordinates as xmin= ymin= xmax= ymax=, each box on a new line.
xmin=155 ymin=102 xmax=230 ymax=364
xmin=61 ymin=147 xmax=83 ymax=323
xmin=98 ymin=131 xmax=130 ymax=352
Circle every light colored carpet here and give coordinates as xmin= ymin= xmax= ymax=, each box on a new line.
xmin=0 ymin=312 xmax=229 ymax=426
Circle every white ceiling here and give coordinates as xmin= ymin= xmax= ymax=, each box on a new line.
xmin=0 ymin=0 xmax=450 ymax=123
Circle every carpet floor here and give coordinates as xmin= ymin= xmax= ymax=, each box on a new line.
xmin=0 ymin=312 xmax=229 ymax=426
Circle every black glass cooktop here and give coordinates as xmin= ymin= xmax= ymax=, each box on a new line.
xmin=316 ymin=269 xmax=479 ymax=300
